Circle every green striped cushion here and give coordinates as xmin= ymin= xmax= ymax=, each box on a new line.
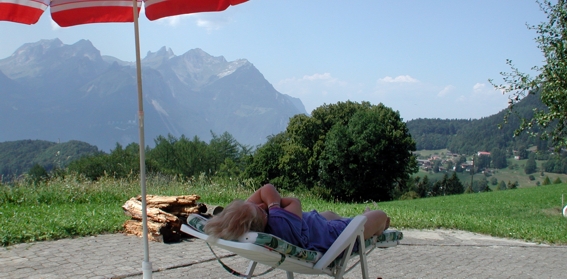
xmin=187 ymin=214 xmax=322 ymax=262
xmin=186 ymin=214 xmax=403 ymax=264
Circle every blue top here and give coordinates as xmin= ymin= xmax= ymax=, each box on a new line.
xmin=265 ymin=208 xmax=352 ymax=253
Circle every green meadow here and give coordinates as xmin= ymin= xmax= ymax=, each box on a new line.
xmin=1 ymin=174 xmax=566 ymax=246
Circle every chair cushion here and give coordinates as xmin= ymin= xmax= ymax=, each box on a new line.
xmin=186 ymin=214 xmax=403 ymax=264
xmin=187 ymin=214 xmax=322 ymax=262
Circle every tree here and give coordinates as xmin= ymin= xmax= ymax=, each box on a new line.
xmin=473 ymin=176 xmax=490 ymax=192
xmin=524 ymin=152 xmax=537 ymax=174
xmin=28 ymin=163 xmax=48 ymax=185
xmin=497 ymin=180 xmax=507 ymax=191
xmin=432 ymin=159 xmax=442 ymax=173
xmin=491 ymin=0 xmax=567 ymax=151
xmin=445 ymin=171 xmax=464 ymax=195
xmin=318 ymin=102 xmax=418 ymax=201
xmin=242 ymin=133 xmax=287 ymax=186
xmin=553 ymin=177 xmax=563 ymax=184
xmin=542 ymin=176 xmax=552 ymax=185
xmin=244 ymin=101 xmax=418 ymax=202
xmin=507 ymin=180 xmax=519 ymax=190
xmin=416 ymin=175 xmax=431 ymax=197
xmin=476 ymin=154 xmax=491 ymax=170
xmin=491 ymin=148 xmax=508 ymax=169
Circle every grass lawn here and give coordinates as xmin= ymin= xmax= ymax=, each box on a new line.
xmin=1 ymin=175 xmax=566 ymax=246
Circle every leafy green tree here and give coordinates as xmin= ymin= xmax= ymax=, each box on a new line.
xmin=507 ymin=180 xmax=519 ymax=190
xmin=28 ymin=163 xmax=48 ymax=185
xmin=524 ymin=152 xmax=537 ymax=174
xmin=472 ymin=176 xmax=490 ymax=192
xmin=416 ymin=175 xmax=431 ymax=197
xmin=553 ymin=177 xmax=563 ymax=184
xmin=490 ymin=148 xmax=508 ymax=169
xmin=242 ymin=133 xmax=287 ymax=186
xmin=464 ymin=183 xmax=474 ymax=193
xmin=445 ymin=171 xmax=464 ymax=195
xmin=208 ymin=131 xmax=242 ymax=173
xmin=445 ymin=160 xmax=454 ymax=171
xmin=432 ymin=159 xmax=442 ymax=173
xmin=249 ymin=101 xmax=417 ymax=202
xmin=318 ymin=103 xmax=417 ymax=201
xmin=490 ymin=177 xmax=498 ymax=185
xmin=497 ymin=180 xmax=507 ymax=191
xmin=491 ymin=0 xmax=567 ymax=151
xmin=476 ymin=154 xmax=491 ymax=170
xmin=542 ymin=176 xmax=552 ymax=185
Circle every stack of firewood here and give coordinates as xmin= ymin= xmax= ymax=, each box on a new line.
xmin=122 ymin=194 xmax=202 ymax=243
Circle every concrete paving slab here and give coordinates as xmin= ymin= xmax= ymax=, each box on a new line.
xmin=1 ymin=229 xmax=565 ymax=279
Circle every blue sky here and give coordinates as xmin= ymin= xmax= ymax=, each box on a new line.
xmin=0 ymin=0 xmax=547 ymax=121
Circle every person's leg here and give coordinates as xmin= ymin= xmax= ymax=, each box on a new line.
xmin=362 ymin=210 xmax=390 ymax=239
xmin=320 ymin=210 xmax=342 ymax=220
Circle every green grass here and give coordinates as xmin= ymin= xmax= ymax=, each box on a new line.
xmin=378 ymin=184 xmax=567 ymax=244
xmin=1 ymin=174 xmax=566 ymax=246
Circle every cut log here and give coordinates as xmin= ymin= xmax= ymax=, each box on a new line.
xmin=167 ymin=205 xmax=200 ymax=216
xmin=121 ymin=194 xmax=207 ymax=243
xmin=123 ymin=219 xmax=181 ymax=243
xmin=135 ymin=194 xmax=200 ymax=208
xmin=122 ymin=198 xmax=181 ymax=225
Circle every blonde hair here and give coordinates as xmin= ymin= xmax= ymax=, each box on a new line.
xmin=204 ymin=199 xmax=265 ymax=240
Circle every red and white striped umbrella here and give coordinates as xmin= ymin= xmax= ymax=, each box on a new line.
xmin=0 ymin=1 xmax=247 ymax=278
xmin=0 ymin=0 xmax=246 ymax=25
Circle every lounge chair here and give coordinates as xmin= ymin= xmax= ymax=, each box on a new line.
xmin=180 ymin=214 xmax=402 ymax=279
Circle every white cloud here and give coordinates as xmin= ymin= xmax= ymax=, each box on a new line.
xmin=438 ymin=85 xmax=456 ymax=97
xmin=378 ymin=75 xmax=419 ymax=83
xmin=303 ymin=73 xmax=332 ymax=81
xmin=280 ymin=73 xmax=346 ymax=86
xmin=472 ymin=82 xmax=505 ymax=97
xmin=155 ymin=14 xmax=193 ymax=27
xmin=196 ymin=17 xmax=231 ymax=31
xmin=473 ymin=82 xmax=486 ymax=93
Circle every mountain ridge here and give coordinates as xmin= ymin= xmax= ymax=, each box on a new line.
xmin=0 ymin=39 xmax=307 ymax=151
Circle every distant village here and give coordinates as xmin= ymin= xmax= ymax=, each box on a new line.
xmin=415 ymin=151 xmax=523 ymax=174
xmin=414 ymin=150 xmax=544 ymax=173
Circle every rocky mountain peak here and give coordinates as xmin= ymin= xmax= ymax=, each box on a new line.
xmin=144 ymin=46 xmax=175 ymax=61
xmin=0 ymin=39 xmax=307 ymax=151
xmin=0 ymin=38 xmax=103 ymax=80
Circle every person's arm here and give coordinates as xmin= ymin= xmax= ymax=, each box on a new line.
xmin=246 ymin=184 xmax=303 ymax=219
xmin=280 ymin=197 xmax=302 ymax=219
xmin=246 ymin=184 xmax=281 ymax=208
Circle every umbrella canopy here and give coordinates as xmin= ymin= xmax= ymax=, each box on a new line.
xmin=0 ymin=0 xmax=247 ymax=278
xmin=0 ymin=0 xmax=246 ymax=25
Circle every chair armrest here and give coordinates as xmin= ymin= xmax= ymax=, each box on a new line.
xmin=313 ymin=215 xmax=367 ymax=270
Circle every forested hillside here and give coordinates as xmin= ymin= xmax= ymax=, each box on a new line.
xmin=407 ymin=92 xmax=549 ymax=154
xmin=0 ymin=140 xmax=100 ymax=180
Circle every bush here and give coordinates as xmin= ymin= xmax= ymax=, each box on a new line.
xmin=399 ymin=191 xmax=420 ymax=200
xmin=490 ymin=177 xmax=498 ymax=185
xmin=542 ymin=176 xmax=551 ymax=185
xmin=28 ymin=163 xmax=48 ymax=185
xmin=553 ymin=177 xmax=562 ymax=184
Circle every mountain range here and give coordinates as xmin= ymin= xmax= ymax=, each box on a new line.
xmin=0 ymin=39 xmax=306 ymax=151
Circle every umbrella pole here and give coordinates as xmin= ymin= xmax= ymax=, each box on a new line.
xmin=132 ymin=1 xmax=152 ymax=278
